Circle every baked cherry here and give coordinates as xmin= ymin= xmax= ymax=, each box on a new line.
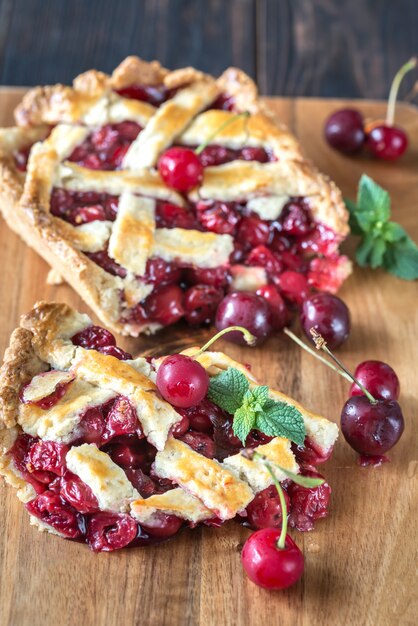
xmin=141 ymin=513 xmax=183 ymax=538
xmin=324 ymin=109 xmax=365 ymax=154
xmin=158 ymin=147 xmax=203 ymax=192
xmin=301 ymin=292 xmax=350 ymax=349
xmin=280 ymin=200 xmax=313 ymax=236
xmin=245 ymin=485 xmax=290 ymax=530
xmin=350 ymin=360 xmax=400 ymax=401
xmin=178 ymin=431 xmax=216 ymax=458
xmin=86 ymin=512 xmax=138 ymax=552
xmin=143 ymin=283 xmax=184 ymax=326
xmin=242 ymin=528 xmax=304 ymax=590
xmin=215 ymin=292 xmax=272 ymax=345
xmin=341 ymin=396 xmax=404 ymax=456
xmin=60 ymin=471 xmax=99 ymax=513
xmin=156 ymin=354 xmax=209 ymax=409
xmin=276 ymin=270 xmax=309 ymax=307
xmin=72 ymin=325 xmax=116 ymax=349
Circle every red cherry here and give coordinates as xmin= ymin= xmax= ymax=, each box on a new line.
xmin=60 ymin=470 xmax=99 ymax=513
xmin=341 ymin=396 xmax=404 ymax=456
xmin=256 ymin=284 xmax=288 ymax=330
xmin=215 ymin=292 xmax=272 ymax=345
xmin=350 ymin=360 xmax=400 ymax=401
xmin=301 ymin=292 xmax=350 ymax=349
xmin=245 ymin=485 xmax=290 ymax=530
xmin=366 ymin=124 xmax=408 ymax=160
xmin=178 ymin=430 xmax=216 ymax=458
xmin=72 ymin=325 xmax=116 ymax=349
xmin=156 ymin=354 xmax=209 ymax=409
xmin=276 ymin=270 xmax=309 ymax=306
xmin=241 ymin=528 xmax=304 ymax=590
xmin=158 ymin=147 xmax=203 ymax=191
xmin=141 ymin=513 xmax=183 ymax=538
xmin=143 ymin=284 xmax=185 ymax=326
xmin=324 ymin=108 xmax=365 ymax=154
xmin=86 ymin=512 xmax=138 ymax=552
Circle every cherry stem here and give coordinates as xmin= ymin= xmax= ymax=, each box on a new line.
xmin=386 ymin=57 xmax=417 ymax=126
xmin=194 ymin=111 xmax=250 ymax=155
xmin=284 ymin=328 xmax=353 ymax=383
xmin=309 ymin=329 xmax=378 ymax=405
xmin=252 ymin=452 xmax=288 ymax=549
xmin=194 ymin=326 xmax=256 ymax=357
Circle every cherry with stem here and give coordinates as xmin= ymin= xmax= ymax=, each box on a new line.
xmin=284 ymin=327 xmax=405 ymax=463
xmin=156 ymin=325 xmax=256 ymax=408
xmin=158 ymin=111 xmax=250 ymax=191
xmin=241 ymin=452 xmax=323 ymax=590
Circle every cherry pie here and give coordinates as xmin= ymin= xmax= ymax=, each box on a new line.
xmin=0 ymin=57 xmax=351 ymax=336
xmin=0 ymin=302 xmax=338 ymax=551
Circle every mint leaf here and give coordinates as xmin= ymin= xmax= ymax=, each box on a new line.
xmin=345 ymin=198 xmax=362 ymax=235
xmin=250 ymin=385 xmax=269 ymax=408
xmin=357 ymin=174 xmax=391 ymax=222
xmin=273 ymin=465 xmax=324 ymax=488
xmin=233 ymin=405 xmax=256 ymax=444
xmin=207 ymin=368 xmax=248 ymax=414
xmin=255 ymin=399 xmax=305 ymax=447
xmin=369 ymin=237 xmax=386 ymax=268
xmin=382 ymin=222 xmax=407 ymax=242
xmin=208 ymin=368 xmax=306 ymax=446
xmin=355 ymin=233 xmax=379 ymax=267
xmin=383 ymin=237 xmax=418 ymax=280
xmin=347 ymin=175 xmax=418 ymax=281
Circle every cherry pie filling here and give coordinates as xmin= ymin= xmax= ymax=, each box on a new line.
xmin=13 ymin=84 xmax=348 ymax=329
xmin=8 ymin=325 xmax=333 ymax=551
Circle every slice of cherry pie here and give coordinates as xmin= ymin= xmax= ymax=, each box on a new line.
xmin=0 ymin=302 xmax=338 ymax=551
xmin=0 ymin=56 xmax=351 ymax=336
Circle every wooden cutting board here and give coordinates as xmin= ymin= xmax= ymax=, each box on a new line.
xmin=0 ymin=90 xmax=417 ymax=626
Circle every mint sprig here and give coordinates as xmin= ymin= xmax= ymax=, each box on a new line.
xmin=207 ymin=368 xmax=306 ymax=446
xmin=346 ymin=174 xmax=418 ymax=280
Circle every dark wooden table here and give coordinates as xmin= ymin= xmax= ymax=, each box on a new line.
xmin=0 ymin=0 xmax=417 ymax=98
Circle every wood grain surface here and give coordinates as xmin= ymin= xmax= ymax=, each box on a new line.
xmin=0 ymin=0 xmax=417 ymax=99
xmin=0 ymin=90 xmax=417 ymax=626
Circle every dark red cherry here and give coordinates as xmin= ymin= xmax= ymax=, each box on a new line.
xmin=301 ymin=292 xmax=350 ymax=349
xmin=141 ymin=513 xmax=183 ymax=538
xmin=366 ymin=124 xmax=408 ymax=160
xmin=256 ymin=284 xmax=288 ymax=330
xmin=341 ymin=396 xmax=405 ymax=456
xmin=26 ymin=492 xmax=82 ymax=538
xmin=60 ymin=470 xmax=99 ymax=513
xmin=215 ymin=291 xmax=272 ymax=345
xmin=156 ymin=354 xmax=209 ymax=408
xmin=287 ymin=468 xmax=331 ymax=532
xmin=86 ymin=512 xmax=138 ymax=552
xmin=72 ymin=325 xmax=116 ymax=350
xmin=245 ymin=485 xmax=290 ymax=530
xmin=183 ymin=285 xmax=224 ymax=325
xmin=280 ymin=201 xmax=313 ymax=236
xmin=276 ymin=270 xmax=309 ymax=307
xmin=158 ymin=147 xmax=203 ymax=192
xmin=324 ymin=108 xmax=365 ymax=154
xmin=143 ymin=284 xmax=184 ymax=326
xmin=241 ymin=528 xmax=304 ymax=590
xmin=350 ymin=360 xmax=400 ymax=401
xmin=26 ymin=441 xmax=69 ymax=476
xmin=178 ymin=431 xmax=216 ymax=459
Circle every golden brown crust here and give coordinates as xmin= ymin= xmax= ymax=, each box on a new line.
xmin=0 ymin=327 xmax=47 ymax=429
